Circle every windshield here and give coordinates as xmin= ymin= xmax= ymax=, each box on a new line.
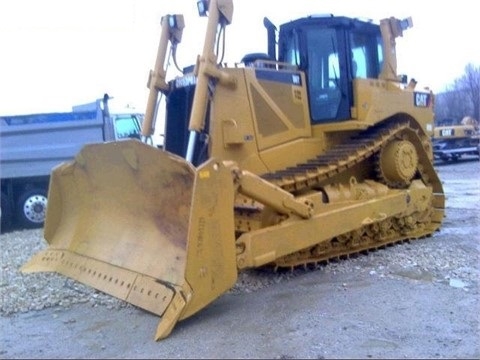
xmin=114 ymin=115 xmax=141 ymax=139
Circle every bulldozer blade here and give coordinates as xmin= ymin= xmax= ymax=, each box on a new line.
xmin=22 ymin=140 xmax=238 ymax=340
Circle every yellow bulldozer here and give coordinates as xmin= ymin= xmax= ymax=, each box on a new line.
xmin=22 ymin=0 xmax=445 ymax=340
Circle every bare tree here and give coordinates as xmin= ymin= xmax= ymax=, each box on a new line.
xmin=459 ymin=63 xmax=480 ymax=121
xmin=434 ymin=63 xmax=480 ymax=123
xmin=435 ymin=87 xmax=466 ymax=122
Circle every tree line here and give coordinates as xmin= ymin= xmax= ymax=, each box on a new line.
xmin=433 ymin=63 xmax=480 ymax=125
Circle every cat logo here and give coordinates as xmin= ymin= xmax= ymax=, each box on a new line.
xmin=414 ymin=92 xmax=430 ymax=107
xmin=440 ymin=128 xmax=454 ymax=137
xmin=292 ymin=74 xmax=301 ymax=85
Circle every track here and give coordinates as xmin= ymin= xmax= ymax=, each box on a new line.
xmin=234 ymin=119 xmax=445 ymax=269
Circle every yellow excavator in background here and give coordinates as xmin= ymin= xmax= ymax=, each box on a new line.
xmin=433 ymin=116 xmax=480 ymax=162
xmin=22 ymin=0 xmax=445 ymax=341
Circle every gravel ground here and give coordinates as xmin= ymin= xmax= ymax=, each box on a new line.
xmin=1 ymin=222 xmax=478 ymax=317
xmin=1 ymin=157 xmax=479 ymax=358
xmin=0 ymin=229 xmax=305 ymax=316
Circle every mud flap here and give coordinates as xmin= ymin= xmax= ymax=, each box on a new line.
xmin=21 ymin=140 xmax=238 ymax=339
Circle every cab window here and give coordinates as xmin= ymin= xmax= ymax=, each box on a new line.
xmin=349 ymin=32 xmax=383 ymax=79
xmin=305 ymin=28 xmax=342 ymax=121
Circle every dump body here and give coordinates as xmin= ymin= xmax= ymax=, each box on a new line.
xmin=0 ymin=96 xmax=144 ymax=230
xmin=22 ymin=0 xmax=444 ymax=341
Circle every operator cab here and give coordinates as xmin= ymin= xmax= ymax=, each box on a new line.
xmin=276 ymin=15 xmax=384 ymax=123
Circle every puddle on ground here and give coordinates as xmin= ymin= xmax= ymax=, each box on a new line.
xmin=448 ymin=278 xmax=468 ymax=289
xmin=391 ymin=267 xmax=434 ymax=282
xmin=361 ymin=338 xmax=399 ymax=350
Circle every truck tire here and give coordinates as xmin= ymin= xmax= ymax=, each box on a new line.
xmin=1 ymin=192 xmax=13 ymax=233
xmin=16 ymin=188 xmax=48 ymax=229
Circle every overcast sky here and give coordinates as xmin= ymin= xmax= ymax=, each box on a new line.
xmin=1 ymin=0 xmax=478 ymax=117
